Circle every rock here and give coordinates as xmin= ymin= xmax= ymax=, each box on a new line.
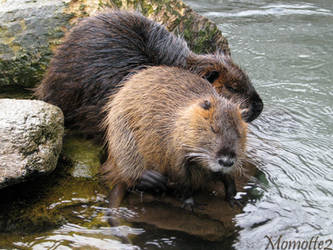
xmin=0 ymin=0 xmax=229 ymax=89
xmin=0 ymin=99 xmax=64 ymax=189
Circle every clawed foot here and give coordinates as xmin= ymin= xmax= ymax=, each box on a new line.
xmin=135 ymin=170 xmax=168 ymax=194
xmin=226 ymin=197 xmax=244 ymax=208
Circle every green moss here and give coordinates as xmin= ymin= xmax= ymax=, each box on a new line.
xmin=62 ymin=134 xmax=103 ymax=179
xmin=0 ymin=86 xmax=33 ymax=99
xmin=79 ymin=3 xmax=86 ymax=11
xmin=140 ymin=0 xmax=154 ymax=16
xmin=110 ymin=0 xmax=122 ymax=8
xmin=0 ymin=47 xmax=52 ymax=88
xmin=0 ymin=153 xmax=108 ymax=236
xmin=181 ymin=16 xmax=220 ymax=54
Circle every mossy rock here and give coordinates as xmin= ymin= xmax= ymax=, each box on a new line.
xmin=0 ymin=0 xmax=229 ymax=90
xmin=62 ymin=133 xmax=104 ymax=179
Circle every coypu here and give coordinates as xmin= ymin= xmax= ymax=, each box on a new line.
xmin=101 ymin=66 xmax=247 ymax=215
xmin=35 ymin=10 xmax=262 ymax=140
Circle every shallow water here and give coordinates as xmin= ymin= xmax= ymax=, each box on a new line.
xmin=185 ymin=0 xmax=333 ymax=248
xmin=1 ymin=0 xmax=333 ymax=249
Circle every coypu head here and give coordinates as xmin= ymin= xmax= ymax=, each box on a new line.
xmin=187 ymin=51 xmax=263 ymax=123
xmin=175 ymin=96 xmax=247 ymax=174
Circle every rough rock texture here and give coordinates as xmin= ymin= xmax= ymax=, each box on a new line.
xmin=0 ymin=0 xmax=229 ymax=89
xmin=0 ymin=99 xmax=64 ymax=189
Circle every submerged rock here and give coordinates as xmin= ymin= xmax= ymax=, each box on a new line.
xmin=0 ymin=99 xmax=64 ymax=189
xmin=62 ymin=134 xmax=103 ymax=179
xmin=0 ymin=0 xmax=229 ymax=89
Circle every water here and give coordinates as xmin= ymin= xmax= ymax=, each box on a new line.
xmin=184 ymin=0 xmax=333 ymax=248
xmin=1 ymin=1 xmax=333 ymax=249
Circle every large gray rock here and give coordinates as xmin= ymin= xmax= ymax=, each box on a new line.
xmin=0 ymin=99 xmax=64 ymax=189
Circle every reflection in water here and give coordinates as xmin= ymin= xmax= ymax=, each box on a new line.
xmin=14 ymin=223 xmax=142 ymax=250
xmin=185 ymin=0 xmax=333 ymax=249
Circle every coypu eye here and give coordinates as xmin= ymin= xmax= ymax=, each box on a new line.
xmin=204 ymin=71 xmax=219 ymax=83
xmin=210 ymin=125 xmax=217 ymax=134
xmin=225 ymin=84 xmax=237 ymax=93
xmin=200 ymin=100 xmax=211 ymax=110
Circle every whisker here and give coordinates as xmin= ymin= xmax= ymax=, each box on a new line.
xmin=181 ymin=144 xmax=211 ymax=155
xmin=185 ymin=153 xmax=209 ymax=161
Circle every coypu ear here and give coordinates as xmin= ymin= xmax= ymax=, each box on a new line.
xmin=200 ymin=100 xmax=211 ymax=110
xmin=204 ymin=71 xmax=219 ymax=84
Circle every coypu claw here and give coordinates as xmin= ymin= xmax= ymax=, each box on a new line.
xmin=218 ymin=173 xmax=237 ymax=203
xmin=227 ymin=197 xmax=244 ymax=208
xmin=135 ymin=170 xmax=168 ymax=193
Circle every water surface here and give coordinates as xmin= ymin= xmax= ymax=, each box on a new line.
xmin=185 ymin=0 xmax=333 ymax=248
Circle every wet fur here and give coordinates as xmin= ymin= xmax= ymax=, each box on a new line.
xmin=101 ymin=66 xmax=247 ymax=194
xmin=35 ymin=10 xmax=262 ymax=140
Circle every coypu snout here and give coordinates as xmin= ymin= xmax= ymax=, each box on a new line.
xmin=216 ymin=148 xmax=236 ymax=166
xmin=241 ymin=91 xmax=263 ymax=122
xmin=217 ymin=156 xmax=236 ymax=168
xmin=209 ymin=153 xmax=237 ymax=173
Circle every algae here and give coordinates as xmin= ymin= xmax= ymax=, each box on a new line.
xmin=0 ymin=47 xmax=52 ymax=88
xmin=62 ymin=134 xmax=104 ymax=179
xmin=0 ymin=154 xmax=108 ymax=235
xmin=0 ymin=86 xmax=33 ymax=99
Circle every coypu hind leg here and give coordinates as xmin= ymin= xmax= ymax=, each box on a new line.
xmin=101 ymin=160 xmax=129 ymax=227
xmin=106 ymin=182 xmax=128 ymax=226
xmin=106 ymin=182 xmax=133 ymax=244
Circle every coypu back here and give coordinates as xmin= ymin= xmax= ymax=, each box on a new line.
xmin=35 ymin=10 xmax=261 ymax=140
xmin=35 ymin=11 xmax=190 ymax=138
xmin=102 ymin=66 xmax=247 ymax=191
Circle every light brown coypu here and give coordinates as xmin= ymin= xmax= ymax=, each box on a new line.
xmin=102 ymin=66 xmax=247 ymax=217
xmin=35 ymin=10 xmax=262 ymax=141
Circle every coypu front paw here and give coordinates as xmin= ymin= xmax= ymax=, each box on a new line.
xmin=227 ymin=197 xmax=244 ymax=208
xmin=218 ymin=173 xmax=244 ymax=208
xmin=135 ymin=170 xmax=168 ymax=193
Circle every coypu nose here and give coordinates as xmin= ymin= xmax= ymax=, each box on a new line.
xmin=218 ymin=157 xmax=235 ymax=168
xmin=242 ymin=99 xmax=263 ymax=122
xmin=253 ymin=99 xmax=263 ymax=113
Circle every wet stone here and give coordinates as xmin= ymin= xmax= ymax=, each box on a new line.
xmin=62 ymin=135 xmax=103 ymax=179
xmin=0 ymin=98 xmax=64 ymax=189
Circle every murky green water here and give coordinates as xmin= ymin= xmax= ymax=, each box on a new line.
xmin=185 ymin=0 xmax=333 ymax=248
xmin=1 ymin=0 xmax=332 ymax=249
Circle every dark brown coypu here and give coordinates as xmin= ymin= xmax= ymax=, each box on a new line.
xmin=101 ymin=66 xmax=247 ymax=217
xmin=35 ymin=10 xmax=262 ymax=140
